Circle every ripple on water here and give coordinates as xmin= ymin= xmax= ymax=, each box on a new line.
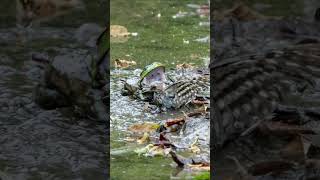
xmin=0 ymin=46 xmax=108 ymax=179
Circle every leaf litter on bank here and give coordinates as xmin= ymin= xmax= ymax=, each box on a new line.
xmin=114 ymin=59 xmax=137 ymax=68
xmin=110 ymin=25 xmax=138 ymax=43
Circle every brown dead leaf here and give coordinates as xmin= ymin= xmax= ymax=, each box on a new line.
xmin=123 ymin=137 xmax=135 ymax=142
xmin=190 ymin=54 xmax=200 ymax=60
xmin=110 ymin=25 xmax=138 ymax=43
xmin=165 ymin=117 xmax=185 ymax=127
xmin=137 ymin=132 xmax=150 ymax=144
xmin=176 ymin=63 xmax=195 ymax=69
xmin=189 ymin=137 xmax=201 ymax=154
xmin=110 ymin=25 xmax=129 ymax=43
xmin=114 ymin=59 xmax=137 ymax=68
xmin=148 ymin=145 xmax=169 ymax=157
xmin=187 ymin=163 xmax=210 ymax=171
xmin=110 ymin=25 xmax=130 ymax=37
xmin=128 ymin=122 xmax=160 ymax=133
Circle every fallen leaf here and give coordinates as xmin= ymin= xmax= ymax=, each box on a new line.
xmin=172 ymin=11 xmax=189 ymax=19
xmin=190 ymin=54 xmax=200 ymax=59
xmin=123 ymin=137 xmax=135 ymax=142
xmin=128 ymin=122 xmax=160 ymax=133
xmin=110 ymin=25 xmax=138 ymax=43
xmin=165 ymin=117 xmax=185 ymax=127
xmin=187 ymin=163 xmax=210 ymax=171
xmin=114 ymin=59 xmax=137 ymax=68
xmin=137 ymin=132 xmax=150 ymax=144
xmin=147 ymin=145 xmax=167 ymax=157
xmin=134 ymin=144 xmax=154 ymax=156
xmin=110 ymin=25 xmax=130 ymax=37
xmin=189 ymin=137 xmax=201 ymax=154
xmin=176 ymin=63 xmax=195 ymax=69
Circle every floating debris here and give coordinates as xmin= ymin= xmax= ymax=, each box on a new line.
xmin=187 ymin=163 xmax=210 ymax=171
xmin=110 ymin=25 xmax=138 ymax=42
xmin=196 ymin=5 xmax=209 ymax=17
xmin=137 ymin=132 xmax=150 ymax=144
xmin=111 ymin=25 xmax=130 ymax=37
xmin=172 ymin=11 xmax=192 ymax=19
xmin=114 ymin=59 xmax=137 ymax=68
xmin=123 ymin=137 xmax=135 ymax=142
xmin=128 ymin=122 xmax=160 ymax=133
xmin=135 ymin=144 xmax=171 ymax=157
xmin=131 ymin=32 xmax=138 ymax=36
xmin=199 ymin=21 xmax=210 ymax=26
xmin=195 ymin=36 xmax=209 ymax=43
xmin=176 ymin=63 xmax=195 ymax=70
xmin=134 ymin=144 xmax=154 ymax=156
xmin=186 ymin=4 xmax=201 ymax=9
xmin=189 ymin=137 xmax=201 ymax=154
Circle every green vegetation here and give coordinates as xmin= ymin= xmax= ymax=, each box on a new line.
xmin=111 ymin=0 xmax=209 ymax=69
xmin=193 ymin=172 xmax=210 ymax=180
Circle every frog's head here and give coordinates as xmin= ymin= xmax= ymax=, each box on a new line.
xmin=139 ymin=62 xmax=166 ymax=89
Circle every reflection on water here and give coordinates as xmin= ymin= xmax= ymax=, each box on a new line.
xmin=0 ymin=27 xmax=107 ymax=179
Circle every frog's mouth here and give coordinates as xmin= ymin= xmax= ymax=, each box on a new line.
xmin=139 ymin=64 xmax=166 ymax=86
xmin=148 ymin=81 xmax=166 ymax=91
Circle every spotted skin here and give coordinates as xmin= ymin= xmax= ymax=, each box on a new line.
xmin=154 ymin=75 xmax=209 ymax=109
xmin=211 ymin=43 xmax=320 ymax=149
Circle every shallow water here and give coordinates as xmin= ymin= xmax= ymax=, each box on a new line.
xmin=110 ymin=0 xmax=210 ymax=179
xmin=110 ymin=69 xmax=210 ymax=180
xmin=0 ymin=26 xmax=108 ymax=179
